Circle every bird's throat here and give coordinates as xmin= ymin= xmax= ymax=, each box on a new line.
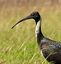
xmin=35 ymin=20 xmax=43 ymax=43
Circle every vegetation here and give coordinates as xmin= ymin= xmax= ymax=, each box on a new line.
xmin=0 ymin=0 xmax=61 ymax=64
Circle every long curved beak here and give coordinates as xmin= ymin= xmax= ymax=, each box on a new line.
xmin=11 ymin=15 xmax=33 ymax=29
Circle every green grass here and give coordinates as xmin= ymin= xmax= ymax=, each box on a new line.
xmin=0 ymin=7 xmax=61 ymax=64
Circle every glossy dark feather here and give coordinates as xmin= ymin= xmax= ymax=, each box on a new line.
xmin=40 ymin=37 xmax=61 ymax=64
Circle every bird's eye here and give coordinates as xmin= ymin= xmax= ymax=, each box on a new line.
xmin=35 ymin=15 xmax=38 ymax=17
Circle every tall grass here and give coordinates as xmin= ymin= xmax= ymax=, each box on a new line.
xmin=0 ymin=7 xmax=61 ymax=64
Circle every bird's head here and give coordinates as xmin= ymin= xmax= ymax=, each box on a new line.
xmin=11 ymin=11 xmax=41 ymax=29
xmin=29 ymin=11 xmax=40 ymax=22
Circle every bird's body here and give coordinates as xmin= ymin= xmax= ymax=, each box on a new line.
xmin=40 ymin=37 xmax=61 ymax=64
xmin=35 ymin=18 xmax=61 ymax=64
xmin=12 ymin=11 xmax=61 ymax=64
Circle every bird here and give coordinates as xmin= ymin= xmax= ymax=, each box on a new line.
xmin=11 ymin=11 xmax=61 ymax=64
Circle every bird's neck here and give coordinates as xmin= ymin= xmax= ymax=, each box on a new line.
xmin=35 ymin=20 xmax=44 ymax=44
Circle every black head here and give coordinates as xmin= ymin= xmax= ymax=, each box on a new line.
xmin=30 ymin=11 xmax=40 ymax=22
xmin=11 ymin=11 xmax=41 ymax=29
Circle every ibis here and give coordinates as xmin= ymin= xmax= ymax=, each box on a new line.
xmin=12 ymin=11 xmax=61 ymax=64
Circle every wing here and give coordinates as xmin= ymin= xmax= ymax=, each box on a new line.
xmin=49 ymin=42 xmax=61 ymax=52
xmin=41 ymin=37 xmax=61 ymax=63
xmin=41 ymin=38 xmax=61 ymax=57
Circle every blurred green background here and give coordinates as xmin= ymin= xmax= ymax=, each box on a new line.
xmin=0 ymin=0 xmax=61 ymax=64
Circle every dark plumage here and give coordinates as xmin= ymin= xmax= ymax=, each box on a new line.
xmin=12 ymin=11 xmax=61 ymax=64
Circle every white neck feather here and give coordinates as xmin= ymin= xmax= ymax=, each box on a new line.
xmin=35 ymin=20 xmax=41 ymax=37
